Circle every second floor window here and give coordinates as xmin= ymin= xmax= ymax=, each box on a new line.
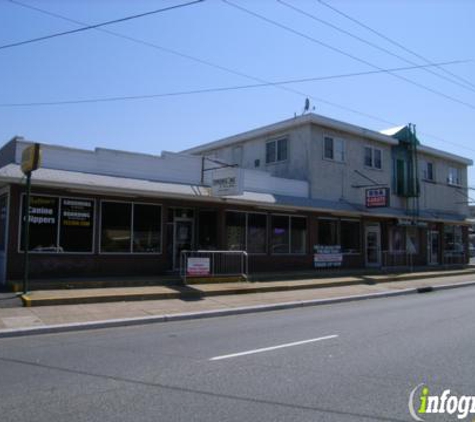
xmin=423 ymin=161 xmax=434 ymax=181
xmin=448 ymin=167 xmax=461 ymax=186
xmin=364 ymin=147 xmax=382 ymax=169
xmin=266 ymin=137 xmax=288 ymax=164
xmin=324 ymin=136 xmax=345 ymax=162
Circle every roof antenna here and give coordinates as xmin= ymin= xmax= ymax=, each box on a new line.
xmin=302 ymin=97 xmax=314 ymax=115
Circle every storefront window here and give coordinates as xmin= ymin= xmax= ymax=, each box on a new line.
xmin=226 ymin=212 xmax=245 ymax=251
xmin=340 ymin=220 xmax=360 ymax=253
xmin=271 ymin=215 xmax=289 ymax=254
xmin=444 ymin=225 xmax=463 ymax=254
xmin=291 ymin=217 xmax=307 ymax=254
xmin=0 ymin=195 xmax=7 ymax=252
xmin=101 ymin=202 xmax=132 ymax=253
xmin=271 ymin=215 xmax=307 ymax=254
xmin=225 ymin=211 xmax=267 ymax=253
xmin=21 ymin=194 xmax=95 ymax=253
xmin=21 ymin=195 xmax=59 ymax=252
xmin=406 ymin=227 xmax=419 ymax=254
xmin=197 ymin=210 xmax=218 ymax=250
xmin=318 ymin=219 xmax=338 ymax=246
xmin=60 ymin=198 xmax=94 ymax=252
xmin=101 ymin=202 xmax=162 ymax=253
xmin=247 ymin=213 xmax=267 ymax=253
xmin=133 ymin=204 xmax=161 ymax=253
xmin=390 ymin=227 xmax=405 ymax=251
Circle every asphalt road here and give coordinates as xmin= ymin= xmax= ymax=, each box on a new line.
xmin=1 ymin=286 xmax=475 ymax=422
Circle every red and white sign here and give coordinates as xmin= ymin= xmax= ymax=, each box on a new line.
xmin=365 ymin=188 xmax=390 ymax=208
xmin=186 ymin=257 xmax=210 ymax=277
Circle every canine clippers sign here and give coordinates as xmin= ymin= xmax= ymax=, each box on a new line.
xmin=365 ymin=188 xmax=390 ymax=208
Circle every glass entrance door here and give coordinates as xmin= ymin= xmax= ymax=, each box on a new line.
xmin=365 ymin=224 xmax=381 ymax=267
xmin=427 ymin=230 xmax=439 ymax=265
xmin=173 ymin=218 xmax=194 ymax=270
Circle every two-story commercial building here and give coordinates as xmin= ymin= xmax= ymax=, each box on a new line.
xmin=183 ymin=113 xmax=472 ymax=270
xmin=0 ymin=113 xmax=471 ymax=285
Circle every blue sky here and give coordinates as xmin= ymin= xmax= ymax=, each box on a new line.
xmin=1 ymin=0 xmax=474 ymax=185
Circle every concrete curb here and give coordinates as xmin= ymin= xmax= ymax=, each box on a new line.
xmin=2 ymin=279 xmax=475 ymax=339
xmin=20 ymin=268 xmax=475 ymax=307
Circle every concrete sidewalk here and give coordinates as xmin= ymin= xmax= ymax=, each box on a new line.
xmin=1 ymin=268 xmax=475 ymax=337
xmin=17 ymin=267 xmax=475 ymax=307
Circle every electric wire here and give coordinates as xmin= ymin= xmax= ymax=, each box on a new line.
xmin=6 ymin=0 xmax=475 ymax=154
xmin=278 ymin=0 xmax=475 ymax=94
xmin=222 ymin=0 xmax=475 ymax=111
xmin=0 ymin=0 xmax=204 ymax=50
xmin=316 ymin=0 xmax=475 ymax=91
xmin=0 ymin=62 xmax=464 ymax=107
xmin=4 ymin=0 xmax=397 ymax=126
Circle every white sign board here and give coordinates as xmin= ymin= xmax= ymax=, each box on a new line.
xmin=313 ymin=245 xmax=343 ymax=268
xmin=186 ymin=257 xmax=210 ymax=277
xmin=211 ymin=167 xmax=244 ymax=197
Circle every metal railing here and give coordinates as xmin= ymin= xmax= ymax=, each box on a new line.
xmin=180 ymin=250 xmax=248 ymax=284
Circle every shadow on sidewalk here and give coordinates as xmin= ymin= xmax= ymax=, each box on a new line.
xmin=0 ymin=293 xmax=22 ymax=308
xmin=166 ymin=284 xmax=205 ymax=301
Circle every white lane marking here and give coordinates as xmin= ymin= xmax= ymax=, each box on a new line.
xmin=209 ymin=334 xmax=338 ymax=361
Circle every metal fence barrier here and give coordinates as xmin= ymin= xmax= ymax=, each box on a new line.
xmin=180 ymin=250 xmax=248 ymax=284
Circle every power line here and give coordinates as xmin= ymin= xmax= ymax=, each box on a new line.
xmin=0 ymin=0 xmax=204 ymax=51
xmin=1 ymin=62 xmax=463 ymax=107
xmin=278 ymin=0 xmax=475 ymax=94
xmin=5 ymin=0 xmax=397 ymax=126
xmin=222 ymin=0 xmax=475 ymax=111
xmin=316 ymin=0 xmax=475 ymax=91
xmin=7 ymin=0 xmax=474 ymax=154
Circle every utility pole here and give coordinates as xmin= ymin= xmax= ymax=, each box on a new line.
xmin=22 ymin=171 xmax=32 ymax=295
xmin=20 ymin=143 xmax=42 ymax=295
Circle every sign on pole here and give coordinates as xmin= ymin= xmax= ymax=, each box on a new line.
xmin=21 ymin=144 xmax=42 ymax=175
xmin=211 ymin=167 xmax=244 ymax=197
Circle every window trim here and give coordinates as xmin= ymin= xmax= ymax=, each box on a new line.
xmin=99 ymin=200 xmax=163 ymax=255
xmin=447 ymin=166 xmax=462 ymax=187
xmin=317 ymin=217 xmax=339 ymax=249
xmin=323 ymin=135 xmax=345 ymax=163
xmin=317 ymin=217 xmax=362 ymax=255
xmin=443 ymin=224 xmax=464 ymax=254
xmin=422 ymin=160 xmax=435 ymax=182
xmin=364 ymin=145 xmax=383 ymax=170
xmin=132 ymin=202 xmax=164 ymax=254
xmin=270 ymin=213 xmax=307 ymax=255
xmin=18 ymin=193 xmax=96 ymax=255
xmin=339 ymin=218 xmax=362 ymax=255
xmin=225 ymin=210 xmax=268 ymax=255
xmin=265 ymin=136 xmax=289 ymax=165
xmin=389 ymin=226 xmax=406 ymax=253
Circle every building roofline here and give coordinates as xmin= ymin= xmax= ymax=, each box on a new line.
xmin=181 ymin=113 xmax=399 ymax=154
xmin=417 ymin=144 xmax=473 ymax=166
xmin=182 ymin=113 xmax=472 ymax=166
xmin=0 ymin=164 xmax=467 ymax=223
